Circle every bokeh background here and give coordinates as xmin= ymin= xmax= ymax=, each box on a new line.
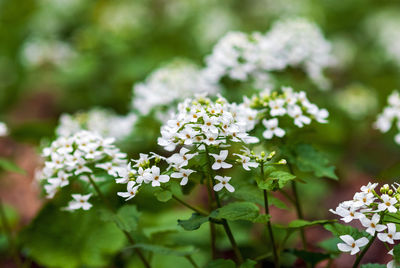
xmin=2 ymin=0 xmax=400 ymax=267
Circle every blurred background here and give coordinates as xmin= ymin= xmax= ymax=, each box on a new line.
xmin=2 ymin=0 xmax=400 ymax=267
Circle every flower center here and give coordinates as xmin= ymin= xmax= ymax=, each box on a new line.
xmin=351 ymin=243 xmax=355 ymax=248
xmin=154 ymin=176 xmax=159 ymax=181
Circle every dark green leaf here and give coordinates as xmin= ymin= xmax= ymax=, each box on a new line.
xmin=178 ymin=213 xmax=210 ymax=231
xmin=318 ymin=237 xmax=341 ymax=256
xmin=214 ymin=202 xmax=268 ymax=223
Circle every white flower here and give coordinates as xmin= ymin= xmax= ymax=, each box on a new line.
xmin=269 ymin=99 xmax=286 ymax=116
xmin=171 ymin=168 xmax=195 ymax=185
xmin=359 ymin=214 xmax=386 ymax=235
xmin=213 ymin=175 xmax=235 ymax=192
xmin=337 ymin=235 xmax=369 ymax=255
xmin=378 ymin=194 xmax=398 ymax=213
xmin=167 ymin=147 xmax=198 ymax=167
xmin=233 ymin=154 xmax=259 ymax=171
xmin=210 ymin=150 xmax=232 ymax=170
xmin=378 ymin=223 xmax=400 ymax=244
xmin=144 ymin=166 xmax=170 ymax=187
xmin=117 ymin=181 xmax=140 ymax=201
xmin=353 ymin=192 xmax=375 ymax=208
xmin=288 ymin=105 xmax=311 ymax=127
xmin=329 ymin=203 xmax=364 ymax=223
xmin=0 ymin=122 xmax=8 ymax=137
xmin=262 ymin=118 xmax=285 ymax=139
xmin=96 ymin=162 xmax=120 ymax=177
xmin=66 ymin=194 xmax=93 ymax=211
xmin=360 ymin=182 xmax=379 ymax=194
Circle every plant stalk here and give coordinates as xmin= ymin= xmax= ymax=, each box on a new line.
xmin=261 ymin=163 xmax=279 ymax=268
xmin=205 ymin=146 xmax=244 ymax=264
xmin=88 ymin=176 xmax=151 ymax=268
xmin=352 ymin=235 xmax=376 ymax=268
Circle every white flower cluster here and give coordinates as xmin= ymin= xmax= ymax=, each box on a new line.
xmin=56 ymin=108 xmax=137 ymax=141
xmin=39 ymin=131 xmax=128 ymax=210
xmin=367 ymin=12 xmax=400 ymax=68
xmin=246 ymin=86 xmax=328 ymax=139
xmin=330 ymin=182 xmax=400 ymax=267
xmin=132 ymin=60 xmax=220 ymax=116
xmin=21 ymin=38 xmax=75 ymax=68
xmin=157 ymin=95 xmax=259 ymax=152
xmin=0 ymin=122 xmax=8 ymax=137
xmin=203 ymin=18 xmax=335 ymax=90
xmin=375 ymin=90 xmax=400 ymax=144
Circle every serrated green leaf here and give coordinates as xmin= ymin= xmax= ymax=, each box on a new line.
xmin=324 ymin=223 xmax=368 ymax=239
xmin=288 ymin=249 xmax=330 ymax=266
xmin=214 ymin=201 xmax=268 ymax=223
xmin=130 ymin=243 xmax=195 ymax=256
xmin=205 ymin=259 xmax=236 ymax=268
xmin=287 ymin=144 xmax=338 ymax=180
xmin=20 ymin=204 xmax=126 ymax=268
xmin=0 ymin=158 xmax=25 ymax=175
xmin=257 ymin=166 xmax=296 ymax=191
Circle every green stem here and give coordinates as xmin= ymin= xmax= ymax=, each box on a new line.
xmin=185 ymin=255 xmax=199 ymax=268
xmin=88 ymin=176 xmax=151 ymax=268
xmin=205 ymin=146 xmax=243 ymax=264
xmin=261 ymin=163 xmax=279 ymax=268
xmin=287 ymin=163 xmax=307 ymax=249
xmin=0 ymin=200 xmax=21 ymax=268
xmin=352 ymin=235 xmax=376 ymax=268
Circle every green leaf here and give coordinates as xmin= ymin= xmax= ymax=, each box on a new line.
xmin=393 ymin=243 xmax=400 ymax=264
xmin=286 ymin=219 xmax=336 ymax=229
xmin=131 ymin=243 xmax=195 ymax=256
xmin=360 ymin=264 xmax=386 ymax=268
xmin=257 ymin=166 xmax=296 ymax=191
xmin=99 ymin=205 xmax=140 ymax=232
xmin=287 ymin=144 xmax=338 ymax=180
xmin=324 ymin=223 xmax=367 ymax=239
xmin=288 ymin=249 xmax=330 ymax=266
xmin=318 ymin=237 xmax=341 ymax=256
xmin=214 ymin=201 xmax=268 ymax=223
xmin=205 ymin=259 xmax=236 ymax=268
xmin=178 ymin=213 xmax=211 ymax=231
xmin=20 ymin=204 xmax=126 ymax=268
xmin=240 ymin=259 xmax=257 ymax=268
xmin=0 ymin=158 xmax=25 ymax=175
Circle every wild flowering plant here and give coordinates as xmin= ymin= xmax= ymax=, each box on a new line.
xmin=38 ymin=130 xmax=128 ymax=209
xmin=330 ymin=182 xmax=400 ymax=268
